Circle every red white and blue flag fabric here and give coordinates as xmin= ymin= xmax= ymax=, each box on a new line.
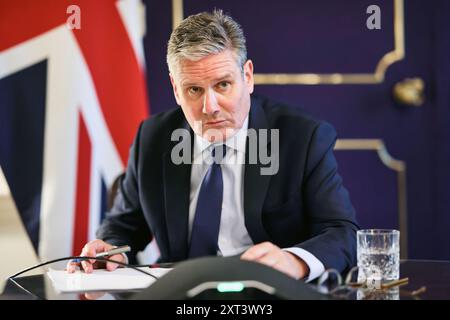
xmin=0 ymin=0 xmax=149 ymax=261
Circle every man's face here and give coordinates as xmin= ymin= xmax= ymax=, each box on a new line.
xmin=170 ymin=49 xmax=254 ymax=142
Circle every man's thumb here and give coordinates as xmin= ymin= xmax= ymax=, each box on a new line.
xmin=105 ymin=254 xmax=122 ymax=271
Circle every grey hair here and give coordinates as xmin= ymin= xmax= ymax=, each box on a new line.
xmin=167 ymin=9 xmax=247 ymax=75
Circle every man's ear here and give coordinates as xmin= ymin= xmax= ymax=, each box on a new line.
xmin=170 ymin=73 xmax=181 ymax=105
xmin=243 ymin=60 xmax=254 ymax=94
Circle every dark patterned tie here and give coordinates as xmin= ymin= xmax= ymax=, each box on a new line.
xmin=188 ymin=144 xmax=227 ymax=258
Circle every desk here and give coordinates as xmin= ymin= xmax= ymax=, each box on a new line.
xmin=2 ymin=260 xmax=450 ymax=300
xmin=396 ymin=259 xmax=450 ymax=300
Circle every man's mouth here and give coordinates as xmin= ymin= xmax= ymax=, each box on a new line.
xmin=204 ymin=120 xmax=226 ymax=126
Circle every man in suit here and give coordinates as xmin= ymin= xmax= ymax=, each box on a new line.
xmin=67 ymin=10 xmax=358 ymax=281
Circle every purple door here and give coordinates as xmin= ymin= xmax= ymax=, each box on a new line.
xmin=144 ymin=0 xmax=450 ymax=260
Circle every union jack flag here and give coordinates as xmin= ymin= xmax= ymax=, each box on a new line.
xmin=0 ymin=0 xmax=149 ymax=262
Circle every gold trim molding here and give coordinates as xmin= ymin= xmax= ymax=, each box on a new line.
xmin=172 ymin=0 xmax=405 ymax=85
xmin=335 ymin=139 xmax=408 ymax=258
xmin=172 ymin=0 xmax=184 ymax=32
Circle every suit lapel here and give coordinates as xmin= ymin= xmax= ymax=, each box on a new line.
xmin=163 ymin=120 xmax=193 ymax=261
xmin=244 ymin=96 xmax=272 ymax=244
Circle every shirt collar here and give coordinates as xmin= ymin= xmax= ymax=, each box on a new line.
xmin=193 ymin=115 xmax=249 ymax=157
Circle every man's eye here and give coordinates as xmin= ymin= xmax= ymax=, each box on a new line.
xmin=188 ymin=87 xmax=202 ymax=95
xmin=217 ymin=81 xmax=230 ymax=89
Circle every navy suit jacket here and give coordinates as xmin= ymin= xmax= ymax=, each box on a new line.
xmin=97 ymin=95 xmax=359 ymax=272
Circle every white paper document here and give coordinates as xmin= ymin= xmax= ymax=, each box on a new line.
xmin=47 ymin=267 xmax=172 ymax=293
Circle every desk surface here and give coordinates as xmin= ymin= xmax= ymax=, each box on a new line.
xmin=396 ymin=259 xmax=450 ymax=300
xmin=2 ymin=259 xmax=450 ymax=300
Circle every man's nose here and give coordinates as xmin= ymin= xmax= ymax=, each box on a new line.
xmin=202 ymin=89 xmax=220 ymax=115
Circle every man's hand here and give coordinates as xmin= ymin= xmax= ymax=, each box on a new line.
xmin=66 ymin=239 xmax=126 ymax=273
xmin=240 ymin=242 xmax=309 ymax=280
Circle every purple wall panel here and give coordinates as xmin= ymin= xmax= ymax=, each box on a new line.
xmin=143 ymin=0 xmax=450 ymax=259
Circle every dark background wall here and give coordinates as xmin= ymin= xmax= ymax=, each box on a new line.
xmin=143 ymin=0 xmax=450 ymax=260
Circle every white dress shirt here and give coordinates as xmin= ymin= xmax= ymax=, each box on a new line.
xmin=188 ymin=116 xmax=325 ymax=282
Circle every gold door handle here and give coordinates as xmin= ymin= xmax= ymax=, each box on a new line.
xmin=393 ymin=77 xmax=425 ymax=107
